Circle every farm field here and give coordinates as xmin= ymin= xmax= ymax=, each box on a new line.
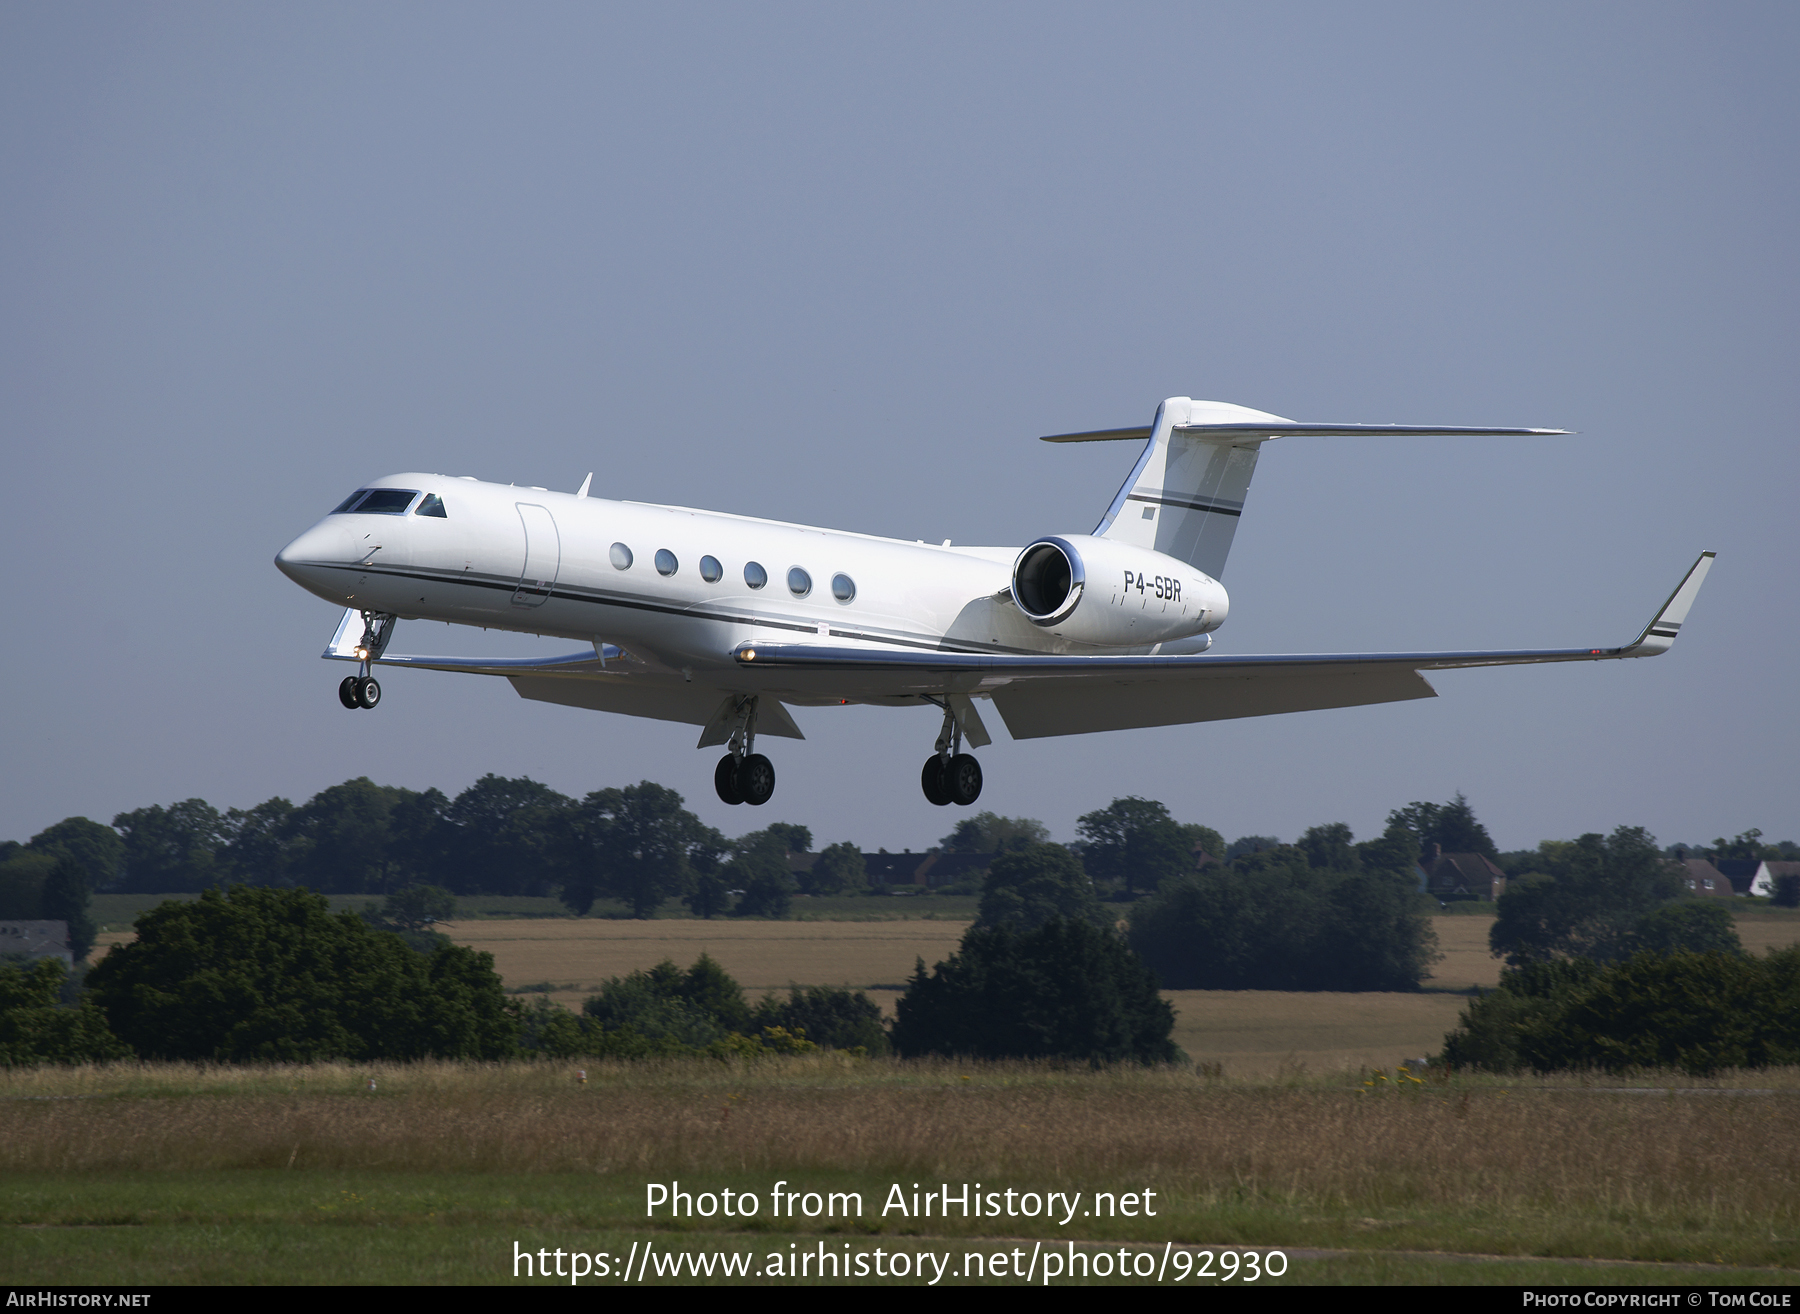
xmin=1 ymin=1060 xmax=1796 ymax=1286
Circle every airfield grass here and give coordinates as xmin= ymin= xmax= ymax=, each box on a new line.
xmin=1 ymin=1058 xmax=1797 ymax=1285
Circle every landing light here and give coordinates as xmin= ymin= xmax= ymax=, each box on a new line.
xmin=742 ymin=649 xmax=756 ymax=661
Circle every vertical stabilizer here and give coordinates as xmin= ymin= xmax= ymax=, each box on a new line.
xmin=1092 ymin=397 xmax=1290 ymax=579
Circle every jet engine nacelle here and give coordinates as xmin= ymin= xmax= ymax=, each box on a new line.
xmin=1010 ymin=534 xmax=1229 ymax=649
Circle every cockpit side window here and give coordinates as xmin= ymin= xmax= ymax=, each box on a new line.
xmin=415 ymin=493 xmax=447 ymax=518
xmin=332 ymin=488 xmax=419 ymax=516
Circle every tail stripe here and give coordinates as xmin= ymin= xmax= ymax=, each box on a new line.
xmin=1128 ymin=490 xmax=1244 ymax=517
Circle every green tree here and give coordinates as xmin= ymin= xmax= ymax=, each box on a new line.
xmin=1631 ymin=901 xmax=1743 ymax=957
xmin=1489 ymin=826 xmax=1684 ymax=966
xmin=217 ymin=797 xmax=298 ymax=887
xmin=1355 ymin=820 xmax=1421 ymax=878
xmin=684 ymin=835 xmax=736 ymax=918
xmin=85 ymin=886 xmax=515 ymax=1061
xmin=752 ymin=985 xmax=888 ymax=1054
xmin=377 ymin=884 xmax=458 ymax=932
xmin=112 ymin=800 xmax=229 ymax=892
xmin=562 ymin=782 xmax=706 ymax=918
xmin=975 ymin=843 xmax=1107 ymax=933
xmin=1388 ymin=792 xmax=1498 ymax=860
xmin=800 ymin=841 xmax=865 ymax=897
xmin=443 ymin=775 xmax=574 ymax=897
xmin=1440 ymin=959 xmax=1603 ymax=1072
xmin=760 ymin=823 xmax=813 ymax=856
xmin=1522 ymin=951 xmax=1778 ymax=1076
xmin=1710 ymin=829 xmax=1776 ymax=862
xmin=1179 ymin=822 xmax=1227 ymax=865
xmin=1297 ymin=823 xmax=1358 ymax=871
xmin=1128 ymin=858 xmax=1438 ymax=992
xmin=729 ymin=828 xmax=799 ymax=919
xmin=891 ymin=918 xmax=1178 ymax=1064
xmin=1075 ymin=797 xmax=1194 ymax=897
xmin=40 ymin=856 xmax=98 ymax=962
xmin=582 ymin=955 xmax=752 ymax=1046
xmin=26 ymin=817 xmax=125 ymax=892
xmin=0 ymin=958 xmax=130 ymax=1065
xmin=0 ymin=851 xmax=58 ymax=919
xmin=939 ymin=812 xmax=1051 ymax=855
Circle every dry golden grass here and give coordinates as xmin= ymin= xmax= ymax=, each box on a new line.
xmin=1166 ymin=991 xmax=1470 ymax=1077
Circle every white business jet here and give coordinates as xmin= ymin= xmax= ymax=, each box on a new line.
xmin=275 ymin=397 xmax=1713 ymax=809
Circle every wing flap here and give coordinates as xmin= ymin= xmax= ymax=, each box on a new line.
xmin=991 ymin=665 xmax=1438 ymax=738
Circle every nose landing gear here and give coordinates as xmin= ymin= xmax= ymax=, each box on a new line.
xmin=337 ymin=611 xmax=394 ymax=711
xmin=713 ymin=695 xmax=775 ymax=806
xmin=920 ymin=697 xmax=982 ymax=807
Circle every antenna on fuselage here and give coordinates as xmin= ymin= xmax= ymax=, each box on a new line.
xmin=576 ymin=473 xmax=593 ymax=498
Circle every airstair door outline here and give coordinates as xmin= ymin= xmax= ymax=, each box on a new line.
xmin=512 ymin=503 xmax=560 ymax=607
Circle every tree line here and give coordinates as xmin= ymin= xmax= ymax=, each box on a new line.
xmin=0 ymin=887 xmax=889 ymax=1066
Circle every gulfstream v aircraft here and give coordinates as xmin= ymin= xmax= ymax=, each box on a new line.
xmin=275 ymin=397 xmax=1713 ymax=808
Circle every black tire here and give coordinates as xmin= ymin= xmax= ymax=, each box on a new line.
xmin=736 ymin=753 xmax=776 ymax=806
xmin=714 ymin=754 xmax=744 ymax=805
xmin=338 ymin=676 xmax=361 ymax=709
xmin=920 ymin=755 xmax=951 ymax=806
xmin=356 ymin=676 xmax=382 ymax=709
xmin=946 ymin=753 xmax=983 ymax=806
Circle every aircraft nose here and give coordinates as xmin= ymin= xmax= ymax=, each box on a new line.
xmin=276 ymin=523 xmax=350 ymax=589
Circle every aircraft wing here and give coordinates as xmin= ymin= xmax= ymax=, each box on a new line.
xmin=731 ymin=552 xmax=1715 ymax=740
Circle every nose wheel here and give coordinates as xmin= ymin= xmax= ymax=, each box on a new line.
xmin=712 ymin=695 xmax=775 ymax=806
xmin=336 ymin=611 xmax=393 ymax=711
xmin=920 ymin=697 xmax=982 ymax=806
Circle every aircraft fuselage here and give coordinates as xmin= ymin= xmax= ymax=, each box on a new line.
xmin=275 ymin=473 xmax=1229 ymax=701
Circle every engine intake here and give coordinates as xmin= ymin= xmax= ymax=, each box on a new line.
xmin=1012 ymin=536 xmax=1084 ymax=624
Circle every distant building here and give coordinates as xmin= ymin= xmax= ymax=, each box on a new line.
xmin=0 ymin=920 xmax=72 ymax=967
xmin=1419 ymin=846 xmax=1507 ymax=902
xmin=1672 ymin=857 xmax=1737 ymax=898
xmin=1754 ymin=861 xmax=1800 ymax=899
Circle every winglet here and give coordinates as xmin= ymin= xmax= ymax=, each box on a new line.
xmin=1619 ymin=551 xmax=1715 ymax=657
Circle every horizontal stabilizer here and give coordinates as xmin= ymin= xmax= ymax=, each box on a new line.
xmin=1043 ymin=422 xmax=1569 ymax=442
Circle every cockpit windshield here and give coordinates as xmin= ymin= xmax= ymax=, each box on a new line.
xmin=415 ymin=493 xmax=447 ymax=517
xmin=330 ymin=488 xmax=420 ymax=516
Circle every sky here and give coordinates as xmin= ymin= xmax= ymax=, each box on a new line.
xmin=3 ymin=2 xmax=1795 ymax=857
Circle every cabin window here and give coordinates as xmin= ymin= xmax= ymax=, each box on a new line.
xmin=331 ymin=488 xmax=418 ymax=516
xmin=744 ymin=561 xmax=768 ymax=590
xmin=415 ymin=493 xmax=447 ymax=518
xmin=610 ymin=543 xmax=633 ymax=570
xmin=788 ymin=567 xmax=812 ymax=597
xmin=699 ymin=555 xmax=723 ymax=583
xmin=831 ymin=573 xmax=855 ymax=602
xmin=655 ymin=549 xmax=679 ymax=577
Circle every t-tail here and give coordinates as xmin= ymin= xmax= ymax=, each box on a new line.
xmin=1042 ymin=397 xmax=1569 ymax=580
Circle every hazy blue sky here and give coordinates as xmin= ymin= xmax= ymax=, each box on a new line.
xmin=3 ymin=2 xmax=1795 ymax=855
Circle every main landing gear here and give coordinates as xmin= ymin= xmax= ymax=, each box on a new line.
xmin=920 ymin=698 xmax=982 ymax=807
xmin=337 ymin=610 xmax=394 ymax=711
xmin=713 ymin=695 xmax=776 ymax=806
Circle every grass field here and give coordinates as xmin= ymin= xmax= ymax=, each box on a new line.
xmin=1 ymin=1059 xmax=1796 ymax=1285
